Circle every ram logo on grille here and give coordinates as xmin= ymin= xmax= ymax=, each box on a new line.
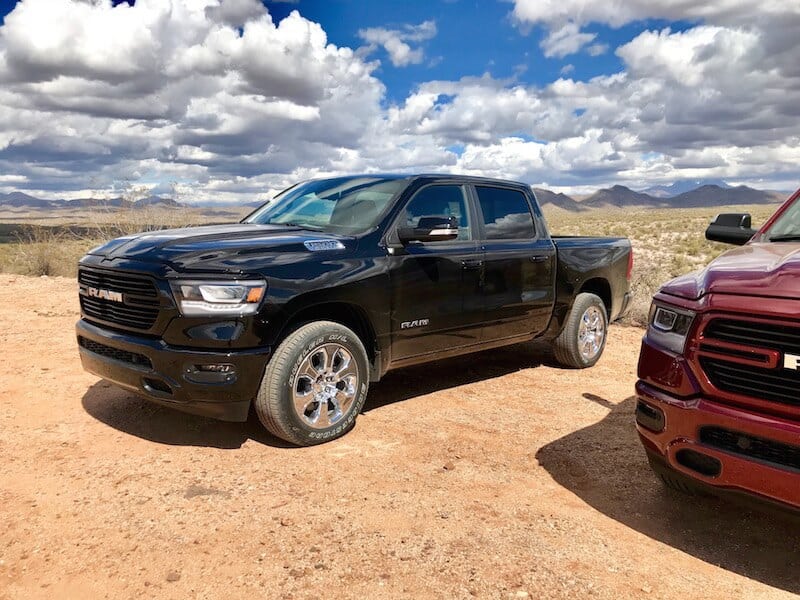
xmin=86 ymin=287 xmax=124 ymax=303
xmin=784 ymin=353 xmax=800 ymax=370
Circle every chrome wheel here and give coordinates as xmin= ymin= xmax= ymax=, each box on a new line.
xmin=292 ymin=343 xmax=360 ymax=429
xmin=578 ymin=306 xmax=605 ymax=362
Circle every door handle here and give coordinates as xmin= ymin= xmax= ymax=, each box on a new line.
xmin=530 ymin=255 xmax=549 ymax=263
xmin=461 ymin=259 xmax=484 ymax=269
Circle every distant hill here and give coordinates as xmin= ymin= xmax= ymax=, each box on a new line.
xmin=532 ymin=187 xmax=585 ymax=212
xmin=0 ymin=194 xmax=182 ymax=210
xmin=644 ymin=179 xmax=731 ymax=198
xmin=669 ymin=184 xmax=785 ymax=208
xmin=0 ymin=183 xmax=787 ymax=213
xmin=581 ymin=185 xmax=663 ymax=209
xmin=0 ymin=191 xmax=52 ymax=208
xmin=580 ymin=184 xmax=783 ymax=210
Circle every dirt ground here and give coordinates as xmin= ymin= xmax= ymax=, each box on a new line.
xmin=1 ymin=274 xmax=798 ymax=600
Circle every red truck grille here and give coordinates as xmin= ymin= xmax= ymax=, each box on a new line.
xmin=700 ymin=426 xmax=800 ymax=473
xmin=699 ymin=318 xmax=800 ymax=408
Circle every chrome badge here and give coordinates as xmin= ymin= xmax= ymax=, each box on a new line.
xmin=784 ymin=353 xmax=800 ymax=370
xmin=87 ymin=287 xmax=124 ymax=303
xmin=304 ymin=240 xmax=345 ymax=252
xmin=401 ymin=318 xmax=429 ymax=330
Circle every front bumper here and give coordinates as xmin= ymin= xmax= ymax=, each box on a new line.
xmin=636 ymin=380 xmax=800 ymax=511
xmin=77 ymin=319 xmax=271 ymax=421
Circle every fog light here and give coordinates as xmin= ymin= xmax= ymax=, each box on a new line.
xmin=195 ymin=363 xmax=234 ymax=373
xmin=183 ymin=363 xmax=238 ymax=385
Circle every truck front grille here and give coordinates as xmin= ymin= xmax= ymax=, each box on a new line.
xmin=699 ymin=318 xmax=800 ymax=409
xmin=704 ymin=318 xmax=800 ymax=355
xmin=700 ymin=426 xmax=800 ymax=473
xmin=699 ymin=357 xmax=800 ymax=408
xmin=78 ymin=336 xmax=153 ymax=369
xmin=78 ymin=267 xmax=160 ymax=331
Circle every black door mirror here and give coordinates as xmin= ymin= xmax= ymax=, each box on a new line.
xmin=398 ymin=216 xmax=459 ymax=243
xmin=705 ymin=213 xmax=757 ymax=246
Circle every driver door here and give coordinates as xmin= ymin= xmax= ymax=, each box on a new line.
xmin=387 ymin=184 xmax=483 ymax=360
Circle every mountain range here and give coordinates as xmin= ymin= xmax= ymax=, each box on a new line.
xmin=0 ymin=182 xmax=789 ymax=213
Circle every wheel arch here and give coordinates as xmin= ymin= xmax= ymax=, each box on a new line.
xmin=276 ymin=301 xmax=379 ymax=372
xmin=578 ymin=277 xmax=612 ymax=317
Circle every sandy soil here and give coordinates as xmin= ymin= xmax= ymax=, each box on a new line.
xmin=1 ymin=274 xmax=798 ymax=599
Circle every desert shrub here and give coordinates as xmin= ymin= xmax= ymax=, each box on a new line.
xmin=8 ymin=225 xmax=93 ymax=277
xmin=545 ymin=203 xmax=783 ymax=327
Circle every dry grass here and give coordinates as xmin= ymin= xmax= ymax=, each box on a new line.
xmin=0 ymin=204 xmax=249 ymax=277
xmin=0 ymin=202 xmax=783 ymax=324
xmin=544 ymin=203 xmax=782 ymax=325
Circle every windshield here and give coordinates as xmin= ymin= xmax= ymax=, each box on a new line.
xmin=762 ymin=196 xmax=800 ymax=241
xmin=244 ymin=177 xmax=408 ymax=234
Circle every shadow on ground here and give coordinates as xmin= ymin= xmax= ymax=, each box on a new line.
xmin=81 ymin=381 xmax=291 ymax=449
xmin=364 ymin=342 xmax=548 ymax=411
xmin=537 ymin=394 xmax=800 ymax=594
xmin=82 ymin=343 xmax=549 ymax=447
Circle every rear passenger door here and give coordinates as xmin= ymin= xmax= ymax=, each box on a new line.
xmin=473 ymin=185 xmax=556 ymax=341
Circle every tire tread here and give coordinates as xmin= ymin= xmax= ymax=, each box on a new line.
xmin=254 ymin=321 xmax=368 ymax=446
xmin=553 ymin=292 xmax=607 ymax=369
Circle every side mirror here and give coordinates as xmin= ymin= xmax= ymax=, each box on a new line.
xmin=398 ymin=216 xmax=459 ymax=243
xmin=705 ymin=213 xmax=756 ymax=246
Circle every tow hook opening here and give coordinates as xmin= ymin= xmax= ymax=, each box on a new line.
xmin=635 ymin=400 xmax=665 ymax=432
xmin=676 ymin=449 xmax=721 ymax=477
xmin=143 ymin=377 xmax=173 ymax=396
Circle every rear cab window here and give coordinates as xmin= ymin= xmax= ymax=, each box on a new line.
xmin=474 ymin=186 xmax=536 ymax=240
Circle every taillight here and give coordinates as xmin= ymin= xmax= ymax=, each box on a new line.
xmin=626 ymin=249 xmax=634 ymax=281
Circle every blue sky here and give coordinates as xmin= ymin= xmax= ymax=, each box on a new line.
xmin=265 ymin=1 xmax=692 ymax=104
xmin=0 ymin=0 xmax=798 ymax=201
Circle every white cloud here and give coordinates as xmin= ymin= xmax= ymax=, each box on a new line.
xmin=358 ymin=20 xmax=437 ymax=67
xmin=586 ymin=43 xmax=608 ymax=56
xmin=540 ymin=23 xmax=596 ymax=58
xmin=0 ymin=0 xmax=386 ymax=199
xmin=511 ymin=0 xmax=792 ymax=29
xmin=0 ymin=0 xmax=799 ymax=201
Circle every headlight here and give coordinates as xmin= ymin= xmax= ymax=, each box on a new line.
xmin=170 ymin=279 xmax=266 ymax=317
xmin=646 ymin=302 xmax=695 ymax=354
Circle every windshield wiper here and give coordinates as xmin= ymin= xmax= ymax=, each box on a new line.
xmin=767 ymin=234 xmax=800 ymax=242
xmin=272 ymin=221 xmax=324 ymax=231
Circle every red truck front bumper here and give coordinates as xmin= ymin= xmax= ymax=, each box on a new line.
xmin=636 ymin=378 xmax=800 ymax=511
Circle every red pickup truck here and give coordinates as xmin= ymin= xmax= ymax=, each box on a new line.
xmin=636 ymin=188 xmax=800 ymax=511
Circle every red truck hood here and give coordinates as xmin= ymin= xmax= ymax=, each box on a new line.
xmin=661 ymin=242 xmax=800 ymax=300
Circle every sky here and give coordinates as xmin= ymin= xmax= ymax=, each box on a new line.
xmin=0 ymin=0 xmax=799 ymax=202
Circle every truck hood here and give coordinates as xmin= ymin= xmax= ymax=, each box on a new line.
xmin=662 ymin=242 xmax=800 ymax=301
xmin=87 ymin=223 xmax=355 ymax=273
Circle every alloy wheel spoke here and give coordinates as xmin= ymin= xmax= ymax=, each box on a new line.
xmin=332 ymin=348 xmax=352 ymax=375
xmin=312 ymin=399 xmax=330 ymax=428
xmin=292 ymin=342 xmax=360 ymax=429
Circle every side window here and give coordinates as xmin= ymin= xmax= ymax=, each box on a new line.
xmin=475 ymin=186 xmax=536 ymax=240
xmin=403 ymin=185 xmax=471 ymax=241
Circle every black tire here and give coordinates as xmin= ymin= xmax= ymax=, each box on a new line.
xmin=254 ymin=321 xmax=369 ymax=446
xmin=553 ymin=292 xmax=608 ymax=369
xmin=657 ymin=472 xmax=703 ymax=496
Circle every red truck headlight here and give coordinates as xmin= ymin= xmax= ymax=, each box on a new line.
xmin=646 ymin=302 xmax=695 ymax=354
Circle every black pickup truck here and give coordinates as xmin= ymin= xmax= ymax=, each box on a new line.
xmin=77 ymin=174 xmax=632 ymax=445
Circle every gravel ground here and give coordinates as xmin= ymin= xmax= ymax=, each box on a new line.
xmin=1 ymin=274 xmax=798 ymax=599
